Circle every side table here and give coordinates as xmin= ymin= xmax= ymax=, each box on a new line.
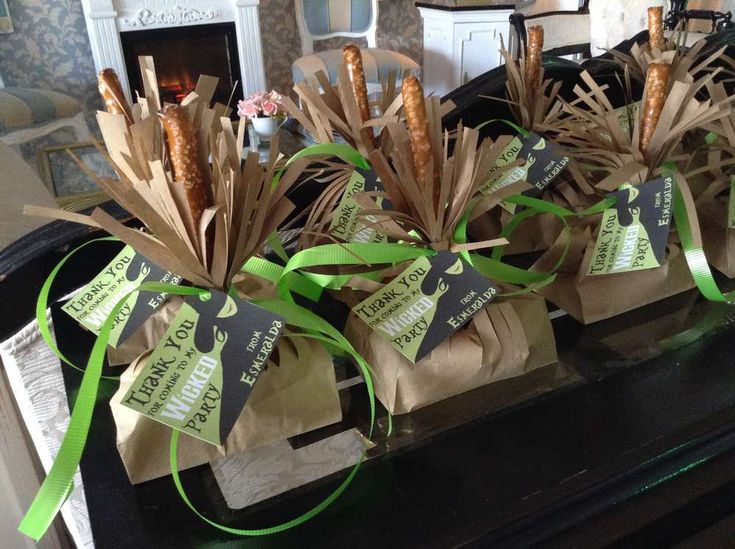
xmin=416 ymin=1 xmax=516 ymax=96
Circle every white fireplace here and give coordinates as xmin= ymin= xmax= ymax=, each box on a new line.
xmin=81 ymin=0 xmax=266 ymax=104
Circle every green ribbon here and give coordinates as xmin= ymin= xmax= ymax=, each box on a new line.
xmin=475 ymin=118 xmax=530 ymax=138
xmin=34 ymin=236 xmax=121 ymax=379
xmin=672 ymin=177 xmax=735 ymax=304
xmin=273 ymin=243 xmax=437 ymax=302
xmin=242 ymin=256 xmax=324 ymax=301
xmin=21 ymin=249 xmax=378 ymax=541
xmin=452 ymin=192 xmax=613 ymax=291
xmin=271 ymin=142 xmax=370 ymax=188
xmin=18 ymin=280 xmax=205 ymax=540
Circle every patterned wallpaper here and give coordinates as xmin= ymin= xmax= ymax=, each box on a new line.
xmin=0 ymin=0 xmax=102 ymax=119
xmin=0 ymin=0 xmax=423 ymax=114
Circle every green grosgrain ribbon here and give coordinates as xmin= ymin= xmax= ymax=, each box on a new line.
xmin=271 ymin=142 xmax=370 ymax=189
xmin=21 ymin=263 xmax=377 ymax=541
xmin=666 ymin=169 xmax=735 ymax=304
xmin=18 ymin=279 xmax=200 ymax=540
xmin=475 ymin=118 xmax=530 ymax=138
xmin=273 ymin=243 xmax=438 ymax=302
xmin=241 ymin=256 xmax=324 ymax=301
xmin=452 ymin=193 xmax=614 ymax=290
xmin=34 ymin=236 xmax=122 ymax=380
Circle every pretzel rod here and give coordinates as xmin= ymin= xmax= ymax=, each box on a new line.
xmin=648 ymin=6 xmax=665 ymax=51
xmin=160 ymin=105 xmax=212 ymax=229
xmin=401 ymin=75 xmax=439 ymax=208
xmin=343 ymin=44 xmax=372 ymax=126
xmin=525 ymin=26 xmax=544 ymax=94
xmin=639 ymin=62 xmax=669 ymax=154
xmin=98 ymin=68 xmax=133 ymax=125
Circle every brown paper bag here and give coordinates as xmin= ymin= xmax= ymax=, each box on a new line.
xmin=109 ymin=272 xmax=342 ymax=484
xmin=532 ymin=223 xmax=695 ymax=324
xmin=110 ymin=334 xmax=342 ymax=484
xmin=344 ymin=291 xmax=557 ymax=414
xmin=697 ymin=181 xmax=735 ymax=277
xmin=469 ymin=208 xmax=564 ymax=255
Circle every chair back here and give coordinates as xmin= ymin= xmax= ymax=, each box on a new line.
xmin=295 ymin=0 xmax=378 ymax=55
xmin=509 ymin=9 xmax=592 ymax=60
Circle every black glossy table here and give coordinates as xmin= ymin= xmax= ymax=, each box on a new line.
xmin=3 ymin=204 xmax=735 ymax=549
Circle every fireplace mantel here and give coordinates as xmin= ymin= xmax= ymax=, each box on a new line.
xmin=81 ymin=0 xmax=266 ymax=103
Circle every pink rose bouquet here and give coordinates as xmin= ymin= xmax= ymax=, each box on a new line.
xmin=237 ymin=90 xmax=284 ymax=119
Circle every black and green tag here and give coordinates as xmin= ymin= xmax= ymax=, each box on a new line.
xmin=480 ymin=132 xmax=570 ymax=213
xmin=121 ymin=290 xmax=284 ymax=446
xmin=353 ymin=251 xmax=498 ymax=363
xmin=588 ymin=176 xmax=674 ymax=276
xmin=330 ymin=169 xmax=388 ymax=244
xmin=62 ymin=246 xmax=182 ymax=347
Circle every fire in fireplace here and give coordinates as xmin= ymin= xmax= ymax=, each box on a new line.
xmin=120 ymin=22 xmax=243 ymax=112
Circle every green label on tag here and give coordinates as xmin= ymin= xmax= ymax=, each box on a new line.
xmin=330 ymin=170 xmax=388 ymax=244
xmin=728 ymin=177 xmax=735 ymax=230
xmin=480 ymin=132 xmax=569 ymax=214
xmin=588 ymin=176 xmax=674 ymax=276
xmin=121 ymin=290 xmax=284 ymax=446
xmin=353 ymin=252 xmax=498 ymax=363
xmin=62 ymin=246 xmax=182 ymax=347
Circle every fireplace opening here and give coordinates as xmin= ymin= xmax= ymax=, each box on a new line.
xmin=121 ymin=22 xmax=243 ymax=114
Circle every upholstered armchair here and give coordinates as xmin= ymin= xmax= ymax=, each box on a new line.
xmin=291 ymin=0 xmax=420 ymax=93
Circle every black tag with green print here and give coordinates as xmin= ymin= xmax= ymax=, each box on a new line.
xmin=353 ymin=252 xmax=498 ymax=363
xmin=480 ymin=132 xmax=570 ymax=213
xmin=121 ymin=290 xmax=284 ymax=446
xmin=588 ymin=176 xmax=674 ymax=275
xmin=62 ymin=246 xmax=182 ymax=347
xmin=330 ymin=168 xmax=389 ymax=244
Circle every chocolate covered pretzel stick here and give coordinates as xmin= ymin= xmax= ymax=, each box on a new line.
xmin=525 ymin=26 xmax=544 ymax=95
xmin=648 ymin=6 xmax=665 ymax=51
xmin=98 ymin=68 xmax=133 ymax=125
xmin=639 ymin=63 xmax=669 ymax=154
xmin=402 ymin=76 xmax=439 ymax=207
xmin=343 ymin=44 xmax=372 ymax=127
xmin=160 ymin=105 xmax=211 ymax=228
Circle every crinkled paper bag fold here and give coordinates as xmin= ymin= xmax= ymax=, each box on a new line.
xmin=469 ymin=208 xmax=564 ymax=255
xmin=109 ymin=289 xmax=342 ymax=484
xmin=532 ymin=227 xmax=695 ymax=324
xmin=344 ymin=291 xmax=557 ymax=414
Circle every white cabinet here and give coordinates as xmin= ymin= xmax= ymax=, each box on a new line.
xmin=417 ymin=5 xmax=514 ymax=96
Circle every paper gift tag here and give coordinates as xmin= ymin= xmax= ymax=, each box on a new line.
xmin=329 ymin=169 xmax=389 ymax=244
xmin=121 ymin=290 xmax=285 ymax=446
xmin=480 ymin=132 xmax=570 ymax=213
xmin=62 ymin=245 xmax=182 ymax=347
xmin=353 ymin=251 xmax=499 ymax=363
xmin=588 ymin=176 xmax=674 ymax=276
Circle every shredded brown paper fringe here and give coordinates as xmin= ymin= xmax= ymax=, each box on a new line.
xmin=26 ymin=59 xmax=310 ymax=290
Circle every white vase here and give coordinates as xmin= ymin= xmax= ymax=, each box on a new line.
xmin=251 ymin=116 xmax=279 ymax=141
